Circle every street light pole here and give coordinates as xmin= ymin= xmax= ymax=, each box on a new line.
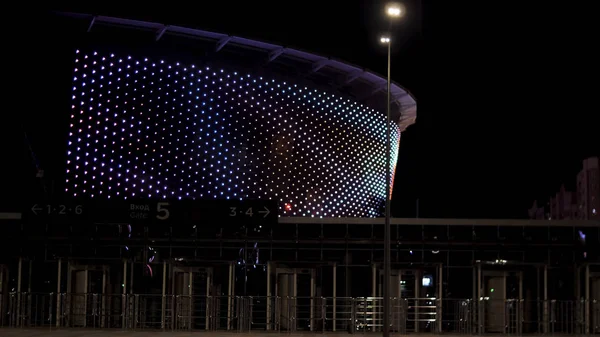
xmin=383 ymin=21 xmax=392 ymax=337
xmin=381 ymin=4 xmax=402 ymax=336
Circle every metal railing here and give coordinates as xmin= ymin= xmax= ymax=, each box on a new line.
xmin=1 ymin=292 xmax=599 ymax=334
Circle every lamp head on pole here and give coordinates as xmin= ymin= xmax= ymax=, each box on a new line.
xmin=385 ymin=2 xmax=404 ymax=18
xmin=380 ymin=36 xmax=391 ymax=44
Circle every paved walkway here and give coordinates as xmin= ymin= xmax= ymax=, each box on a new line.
xmin=0 ymin=329 xmax=436 ymax=337
xmin=0 ymin=330 xmax=382 ymax=337
xmin=0 ymin=330 xmax=586 ymax=337
xmin=0 ymin=329 xmax=404 ymax=337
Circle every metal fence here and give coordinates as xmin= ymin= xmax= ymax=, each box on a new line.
xmin=1 ymin=293 xmax=599 ymax=334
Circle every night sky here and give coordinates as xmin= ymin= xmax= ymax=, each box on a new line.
xmin=9 ymin=1 xmax=599 ymax=218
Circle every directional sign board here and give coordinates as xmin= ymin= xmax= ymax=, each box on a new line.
xmin=92 ymin=199 xmax=278 ymax=226
xmin=23 ymin=199 xmax=278 ymax=227
xmin=25 ymin=201 xmax=87 ymax=225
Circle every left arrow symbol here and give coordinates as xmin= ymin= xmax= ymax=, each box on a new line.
xmin=31 ymin=204 xmax=42 ymax=215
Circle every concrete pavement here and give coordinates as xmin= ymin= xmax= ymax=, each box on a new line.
xmin=0 ymin=329 xmax=370 ymax=337
xmin=0 ymin=329 xmax=373 ymax=337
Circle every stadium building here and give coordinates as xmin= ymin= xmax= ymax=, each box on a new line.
xmin=1 ymin=12 xmax=599 ymax=335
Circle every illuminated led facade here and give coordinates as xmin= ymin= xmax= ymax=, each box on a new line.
xmin=66 ymin=50 xmax=401 ymax=217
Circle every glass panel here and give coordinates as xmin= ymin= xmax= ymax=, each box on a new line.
xmin=396 ymin=225 xmax=422 ymax=241
xmin=146 ymin=223 xmax=170 ymax=239
xmin=473 ymin=226 xmax=497 ymax=242
xmin=322 ymin=247 xmax=346 ymax=262
xmin=498 ymin=226 xmax=523 ymax=242
xmin=474 ymin=250 xmax=499 ymax=262
xmin=350 ymin=249 xmax=372 ymax=265
xmin=397 ymin=248 xmax=422 ymax=263
xmin=298 ymin=224 xmax=321 ymax=239
xmin=271 ymin=248 xmax=296 ymax=261
xmin=449 ymin=226 xmax=473 ymax=242
xmin=373 ymin=224 xmax=384 ymax=240
xmin=449 ymin=250 xmax=473 ymax=267
xmin=523 ymin=226 xmax=548 ymax=244
xmin=349 ymin=266 xmax=371 ymax=297
xmin=424 ymin=225 xmax=448 ymax=241
xmin=424 ymin=249 xmax=447 ymax=263
xmin=348 ymin=224 xmax=372 ymax=239
xmin=323 ymin=224 xmax=346 ymax=239
xmin=549 ymin=226 xmax=574 ymax=243
xmin=300 ymin=244 xmax=322 ymax=261
xmin=447 ymin=267 xmax=473 ymax=298
xmin=170 ymin=223 xmax=197 ymax=238
xmin=272 ymin=223 xmax=296 ymax=240
xmin=47 ymin=223 xmax=70 ymax=237
xmin=197 ymin=222 xmax=224 ymax=239
xmin=96 ymin=223 xmax=120 ymax=237
xmin=550 ymin=248 xmax=573 ymax=265
xmin=523 ymin=247 xmax=547 ymax=263
xmin=498 ymin=250 xmax=524 ymax=262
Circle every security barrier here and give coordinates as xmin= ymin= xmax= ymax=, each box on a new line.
xmin=1 ymin=292 xmax=599 ymax=334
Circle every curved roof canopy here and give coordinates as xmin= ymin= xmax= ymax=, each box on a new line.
xmin=55 ymin=12 xmax=417 ymax=131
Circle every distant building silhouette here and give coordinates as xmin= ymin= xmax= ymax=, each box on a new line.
xmin=528 ymin=200 xmax=547 ymax=220
xmin=549 ymin=185 xmax=578 ymax=220
xmin=577 ymin=157 xmax=600 ymax=220
xmin=529 ymin=157 xmax=600 ymax=220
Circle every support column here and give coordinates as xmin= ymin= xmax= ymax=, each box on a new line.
xmin=574 ymin=265 xmax=581 ymax=334
xmin=275 ymin=272 xmax=281 ymax=330
xmin=26 ymin=260 xmax=32 ymax=326
xmin=66 ymin=261 xmax=72 ymax=295
xmin=205 ymin=269 xmax=211 ymax=330
xmin=535 ymin=267 xmax=544 ymax=333
xmin=101 ymin=267 xmax=107 ymax=328
xmin=585 ymin=264 xmax=590 ymax=334
xmin=543 ymin=265 xmax=548 ymax=334
xmin=122 ymin=261 xmax=128 ymax=294
xmin=398 ymin=271 xmax=402 ymax=298
xmin=161 ymin=261 xmax=167 ymax=330
xmin=379 ymin=272 xmax=383 ymax=297
xmin=16 ymin=257 xmax=22 ymax=327
xmin=518 ymin=271 xmax=523 ymax=335
xmin=310 ymin=268 xmax=315 ymax=331
xmin=65 ymin=261 xmax=72 ymax=328
xmin=415 ymin=269 xmax=421 ymax=333
xmin=345 ymin=252 xmax=351 ymax=298
xmin=397 ymin=271 xmax=402 ymax=332
xmin=437 ymin=263 xmax=443 ymax=334
xmin=266 ymin=262 xmax=272 ymax=331
xmin=83 ymin=266 xmax=89 ymax=328
xmin=503 ymin=271 xmax=508 ymax=334
xmin=56 ymin=259 xmax=62 ymax=328
xmin=188 ymin=270 xmax=193 ymax=331
xmin=121 ymin=260 xmax=127 ymax=329
xmin=17 ymin=258 xmax=22 ymax=292
xmin=477 ymin=262 xmax=482 ymax=335
xmin=333 ymin=263 xmax=337 ymax=332
xmin=129 ymin=261 xmax=134 ymax=293
xmin=372 ymin=263 xmax=377 ymax=332
xmin=575 ymin=265 xmax=581 ymax=299
xmin=227 ymin=262 xmax=235 ymax=330
xmin=293 ymin=269 xmax=298 ymax=332
xmin=27 ymin=260 xmax=32 ymax=293
xmin=0 ymin=266 xmax=5 ymax=327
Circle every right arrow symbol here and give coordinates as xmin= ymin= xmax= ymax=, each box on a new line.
xmin=258 ymin=206 xmax=270 ymax=218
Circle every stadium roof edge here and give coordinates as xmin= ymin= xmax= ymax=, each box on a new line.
xmin=52 ymin=11 xmax=417 ymax=132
